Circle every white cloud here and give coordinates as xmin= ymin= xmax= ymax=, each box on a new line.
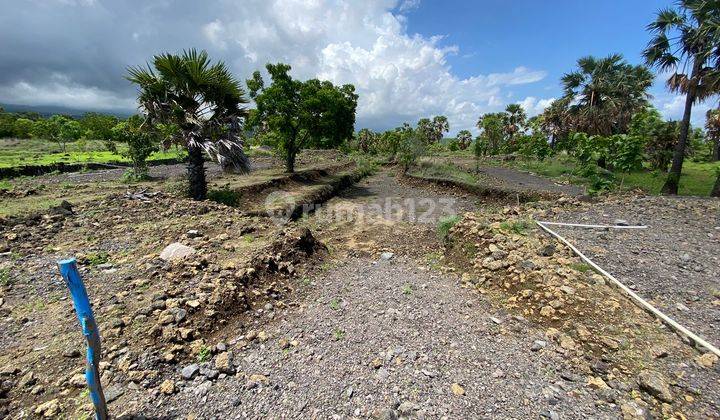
xmin=519 ymin=96 xmax=556 ymax=117
xmin=201 ymin=0 xmax=546 ymax=132
xmin=1 ymin=0 xmax=547 ymax=133
xmin=0 ymin=74 xmax=136 ymax=111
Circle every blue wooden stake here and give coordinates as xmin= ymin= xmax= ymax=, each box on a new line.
xmin=58 ymin=258 xmax=108 ymax=420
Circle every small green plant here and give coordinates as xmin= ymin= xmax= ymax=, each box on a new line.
xmin=402 ymin=283 xmax=413 ymax=295
xmin=332 ymin=328 xmax=345 ymax=340
xmin=85 ymin=251 xmax=109 ymax=266
xmin=437 ymin=215 xmax=460 ymax=240
xmin=570 ymin=262 xmax=592 ymax=273
xmin=121 ymin=167 xmax=150 ymax=183
xmin=208 ymin=187 xmax=241 ymax=207
xmin=197 ymin=345 xmax=211 ymax=362
xmin=329 ymin=298 xmax=340 ymax=310
xmin=499 ymin=220 xmax=531 ymax=235
xmin=301 ymin=277 xmax=312 ymax=286
xmin=0 ymin=268 xmax=11 ymax=286
xmin=243 ymin=234 xmax=254 ymax=243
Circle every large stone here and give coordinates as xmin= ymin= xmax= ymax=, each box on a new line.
xmin=34 ymin=399 xmax=60 ymax=417
xmin=159 ymin=243 xmax=196 ymax=261
xmin=159 ymin=379 xmax=175 ymax=394
xmin=637 ymin=370 xmax=673 ymax=402
xmin=181 ymin=364 xmax=200 ymax=380
xmin=215 ymin=352 xmax=234 ymax=374
xmin=696 ymin=353 xmax=718 ymax=368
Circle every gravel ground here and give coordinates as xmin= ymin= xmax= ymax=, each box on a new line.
xmin=549 ymin=195 xmax=720 ymax=349
xmin=125 ymin=171 xmax=623 ymax=418
xmin=476 ymin=165 xmax=584 ymax=197
xmin=136 ymin=257 xmax=616 ymax=419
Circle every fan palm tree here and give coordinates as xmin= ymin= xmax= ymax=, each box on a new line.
xmin=706 ymin=109 xmax=720 ymax=162
xmin=503 ymin=103 xmax=527 ymax=148
xmin=562 ymin=54 xmax=653 ymax=136
xmin=127 ymin=49 xmax=250 ymax=200
xmin=643 ymin=0 xmax=720 ymax=194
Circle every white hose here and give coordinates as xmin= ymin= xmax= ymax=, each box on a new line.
xmin=535 ymin=220 xmax=720 ymax=358
xmin=537 ymin=221 xmax=648 ymax=229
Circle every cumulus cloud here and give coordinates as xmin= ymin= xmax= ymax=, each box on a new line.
xmin=518 ymin=96 xmax=556 ymax=117
xmin=0 ymin=0 xmax=546 ymax=132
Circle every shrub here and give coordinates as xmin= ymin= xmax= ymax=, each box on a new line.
xmin=112 ymin=116 xmax=159 ymax=178
xmin=208 ymin=187 xmax=241 ymax=206
xmin=396 ymin=134 xmax=425 ymax=172
xmin=437 ymin=215 xmax=460 ymax=240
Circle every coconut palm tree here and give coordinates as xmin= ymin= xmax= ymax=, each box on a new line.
xmin=643 ymin=0 xmax=720 ymax=194
xmin=127 ymin=49 xmax=250 ymax=200
xmin=562 ymin=54 xmax=653 ymax=136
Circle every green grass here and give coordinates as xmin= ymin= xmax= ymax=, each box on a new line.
xmin=437 ymin=215 xmax=461 ymax=240
xmin=483 ymin=153 xmax=719 ymax=197
xmin=499 ymin=219 xmax=532 ymax=235
xmin=413 ymin=160 xmax=479 ymax=184
xmin=0 ymin=138 xmax=184 ymax=168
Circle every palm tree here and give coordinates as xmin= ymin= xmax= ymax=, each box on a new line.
xmin=503 ymin=104 xmax=526 ymax=149
xmin=562 ymin=54 xmax=653 ymax=136
xmin=540 ymin=97 xmax=574 ymax=149
xmin=456 ymin=130 xmax=472 ymax=150
xmin=127 ymin=49 xmax=250 ymax=200
xmin=643 ymin=0 xmax=720 ymax=194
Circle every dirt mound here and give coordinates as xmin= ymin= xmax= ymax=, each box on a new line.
xmin=443 ymin=211 xmax=717 ymax=418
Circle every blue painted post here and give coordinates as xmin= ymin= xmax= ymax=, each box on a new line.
xmin=58 ymin=258 xmax=108 ymax=420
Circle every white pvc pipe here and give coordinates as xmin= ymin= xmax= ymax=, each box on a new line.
xmin=536 ymin=221 xmax=648 ymax=229
xmin=535 ymin=220 xmax=720 ymax=358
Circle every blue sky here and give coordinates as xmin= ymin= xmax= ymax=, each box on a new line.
xmin=402 ymin=0 xmax=698 ymax=122
xmin=0 ymin=0 xmax=713 ymax=133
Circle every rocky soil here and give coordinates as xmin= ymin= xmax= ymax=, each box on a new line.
xmin=1 ymin=163 xmax=718 ymax=419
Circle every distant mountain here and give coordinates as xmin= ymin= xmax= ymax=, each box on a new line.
xmin=0 ymin=103 xmax=135 ymax=118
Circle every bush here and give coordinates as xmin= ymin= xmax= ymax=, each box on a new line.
xmin=437 ymin=215 xmax=460 ymax=240
xmin=396 ymin=134 xmax=425 ymax=172
xmin=112 ymin=116 xmax=159 ymax=178
xmin=208 ymin=187 xmax=241 ymax=206
xmin=517 ymin=133 xmax=552 ymax=160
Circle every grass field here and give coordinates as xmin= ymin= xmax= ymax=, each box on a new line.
xmin=0 ymin=138 xmax=185 ymax=168
xmin=494 ymin=154 xmax=719 ymax=196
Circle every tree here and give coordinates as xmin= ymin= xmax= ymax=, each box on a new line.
xmin=80 ymin=112 xmax=119 ymax=141
xmin=247 ymin=63 xmax=357 ymax=172
xmin=13 ymin=118 xmax=33 ymax=139
xmin=706 ymin=109 xmax=720 ymax=161
xmin=31 ymin=115 xmax=80 ymax=152
xmin=629 ymin=107 xmax=678 ymax=170
xmin=644 ymin=0 xmax=720 ymax=194
xmin=540 ymin=97 xmax=574 ymax=150
xmin=456 ymin=130 xmax=472 ymax=150
xmin=127 ymin=49 xmax=250 ymax=200
xmin=562 ymin=54 xmax=653 ymax=136
xmin=112 ymin=115 xmax=159 ymax=179
xmin=503 ymin=104 xmax=527 ymax=150
xmin=476 ymin=113 xmax=506 ymax=154
xmin=357 ymin=128 xmax=376 ymax=153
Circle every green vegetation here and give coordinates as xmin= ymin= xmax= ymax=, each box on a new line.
xmin=247 ymin=63 xmax=358 ymax=173
xmin=197 ymin=345 xmax=211 ymax=362
xmin=402 ymin=283 xmax=413 ymax=295
xmin=207 ymin=187 xmax=241 ymax=207
xmin=84 ymin=251 xmax=110 ymax=266
xmin=0 ymin=268 xmax=11 ymax=286
xmin=437 ymin=215 xmax=461 ymax=240
xmin=499 ymin=219 xmax=531 ymax=235
xmin=329 ymin=298 xmax=340 ymax=310
xmin=332 ymin=328 xmax=346 ymax=340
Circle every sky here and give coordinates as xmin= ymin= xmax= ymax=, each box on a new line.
xmin=0 ymin=0 xmax=716 ymax=135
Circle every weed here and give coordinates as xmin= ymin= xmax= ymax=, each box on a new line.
xmin=85 ymin=251 xmax=109 ymax=266
xmin=329 ymin=298 xmax=340 ymax=310
xmin=197 ymin=346 xmax=211 ymax=362
xmin=332 ymin=328 xmax=345 ymax=341
xmin=499 ymin=220 xmax=531 ymax=235
xmin=570 ymin=262 xmax=592 ymax=273
xmin=402 ymin=283 xmax=413 ymax=295
xmin=301 ymin=277 xmax=312 ymax=286
xmin=243 ymin=235 xmax=254 ymax=243
xmin=208 ymin=187 xmax=241 ymax=207
xmin=0 ymin=268 xmax=11 ymax=286
xmin=437 ymin=215 xmax=460 ymax=240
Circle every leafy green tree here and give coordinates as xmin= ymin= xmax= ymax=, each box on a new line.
xmin=247 ymin=63 xmax=357 ymax=172
xmin=31 ymin=115 xmax=80 ymax=152
xmin=456 ymin=130 xmax=472 ymax=150
xmin=80 ymin=112 xmax=118 ymax=140
xmin=644 ymin=0 xmax=720 ymax=194
xmin=112 ymin=115 xmax=159 ymax=179
xmin=629 ymin=108 xmax=677 ymax=170
xmin=127 ymin=49 xmax=250 ymax=200
xmin=13 ymin=118 xmax=33 ymax=139
xmin=540 ymin=97 xmax=574 ymax=150
xmin=396 ymin=131 xmax=425 ymax=172
xmin=476 ymin=113 xmax=506 ymax=154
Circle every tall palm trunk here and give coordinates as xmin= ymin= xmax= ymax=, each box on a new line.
xmin=661 ymin=60 xmax=701 ymax=195
xmin=187 ymin=144 xmax=207 ymax=200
